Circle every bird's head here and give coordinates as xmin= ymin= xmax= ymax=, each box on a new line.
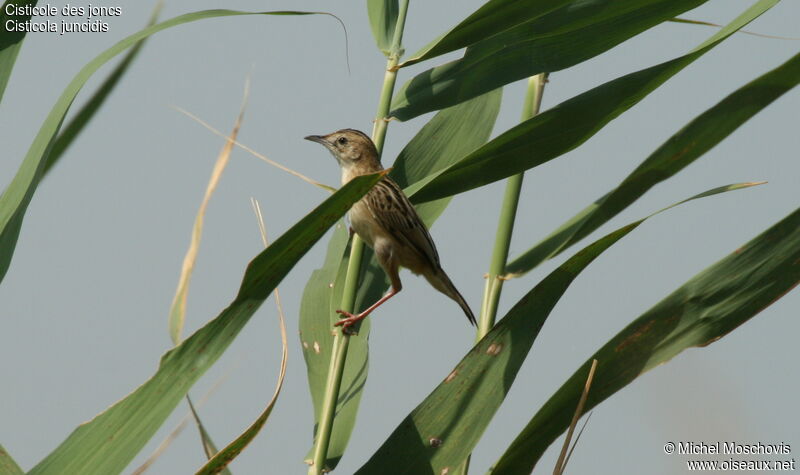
xmin=305 ymin=129 xmax=381 ymax=177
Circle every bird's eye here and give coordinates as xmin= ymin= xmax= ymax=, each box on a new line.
xmin=337 ymin=136 xmax=348 ymax=145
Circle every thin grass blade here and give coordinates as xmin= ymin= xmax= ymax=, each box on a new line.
xmin=669 ymin=17 xmax=800 ymax=40
xmin=165 ymin=79 xmax=247 ymax=475
xmin=173 ymin=106 xmax=335 ymax=193
xmin=562 ymin=411 xmax=593 ymax=473
xmin=356 ymin=183 xmax=762 ymax=474
xmin=553 ymin=359 xmax=597 ymax=475
xmin=169 ymin=78 xmax=249 ymax=344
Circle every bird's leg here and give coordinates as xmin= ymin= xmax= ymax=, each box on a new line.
xmin=335 ymin=287 xmax=399 ymax=334
xmin=336 ymin=247 xmax=401 ymax=334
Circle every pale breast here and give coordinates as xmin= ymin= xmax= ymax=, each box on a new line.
xmin=348 ymin=199 xmax=382 ymax=248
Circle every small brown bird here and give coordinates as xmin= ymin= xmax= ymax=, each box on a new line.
xmin=305 ymin=128 xmax=476 ymax=332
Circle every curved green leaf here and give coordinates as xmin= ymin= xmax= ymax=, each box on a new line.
xmin=397 ymin=0 xmax=574 ymax=69
xmin=391 ymin=0 xmax=711 ymax=120
xmin=405 ymin=0 xmax=779 ymax=204
xmin=300 ymin=89 xmax=502 ymax=471
xmin=0 ymin=9 xmax=336 ymax=286
xmin=0 ymin=0 xmax=37 ymax=103
xmin=506 ymin=50 xmax=800 ymax=276
xmin=367 ymin=0 xmax=399 ymax=55
xmin=356 ymin=183 xmax=761 ymax=474
xmin=28 ymin=172 xmax=384 ymax=475
xmin=43 ymin=5 xmax=161 ymax=178
xmin=491 ymin=204 xmax=800 ymax=474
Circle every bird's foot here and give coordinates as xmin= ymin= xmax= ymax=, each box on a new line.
xmin=334 ymin=310 xmax=366 ymax=335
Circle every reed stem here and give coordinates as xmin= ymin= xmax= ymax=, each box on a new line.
xmin=478 ymin=73 xmax=549 ymax=340
xmin=308 ymin=2 xmax=410 ymax=473
xmin=452 ymin=73 xmax=549 ymax=475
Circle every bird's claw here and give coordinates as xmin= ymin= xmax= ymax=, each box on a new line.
xmin=335 ymin=310 xmax=362 ymax=335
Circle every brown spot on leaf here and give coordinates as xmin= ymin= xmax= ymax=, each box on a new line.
xmin=441 ymin=468 xmax=449 ymax=475
xmin=302 ymin=341 xmax=309 ymax=349
xmin=663 ymin=312 xmax=680 ymax=326
xmin=486 ymin=343 xmax=503 ymax=356
xmin=615 ymin=320 xmax=656 ymax=352
xmin=313 ymin=341 xmax=321 ymax=354
xmin=444 ymin=370 xmax=458 ymax=383
xmin=668 ymin=143 xmax=694 ymax=162
xmin=429 ymin=437 xmax=442 ymax=448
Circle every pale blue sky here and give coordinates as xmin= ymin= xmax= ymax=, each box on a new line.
xmin=1 ymin=1 xmax=798 ymax=474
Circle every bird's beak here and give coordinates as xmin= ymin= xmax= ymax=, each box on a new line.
xmin=304 ymin=135 xmax=329 ymax=146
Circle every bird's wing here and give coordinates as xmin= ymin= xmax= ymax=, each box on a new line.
xmin=365 ymin=178 xmax=441 ymax=267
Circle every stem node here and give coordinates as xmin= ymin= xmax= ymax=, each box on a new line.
xmin=308 ymin=2 xmax=410 ymax=473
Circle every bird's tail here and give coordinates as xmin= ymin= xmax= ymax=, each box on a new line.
xmin=426 ymin=267 xmax=477 ymax=326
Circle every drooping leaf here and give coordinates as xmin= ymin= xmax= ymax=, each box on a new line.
xmin=0 ymin=0 xmax=37 ymax=103
xmin=491 ymin=205 xmax=800 ymax=474
xmin=194 ymin=216 xmax=289 ymax=475
xmin=506 ymin=50 xmax=800 ymax=276
xmin=0 ymin=9 xmax=340 ymax=286
xmin=357 ymin=183 xmax=763 ymax=474
xmin=177 ymin=86 xmax=248 ymax=475
xmin=391 ymin=0 xmax=712 ymax=120
xmin=404 ymin=0 xmax=779 ymax=204
xmin=169 ymin=79 xmax=248 ymax=344
xmin=300 ymin=90 xmax=502 ymax=470
xmin=187 ymin=396 xmax=230 ymax=475
xmin=129 ymin=375 xmax=229 ymax=475
xmin=367 ymin=0 xmax=399 ymax=55
xmin=28 ymin=172 xmax=384 ymax=475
